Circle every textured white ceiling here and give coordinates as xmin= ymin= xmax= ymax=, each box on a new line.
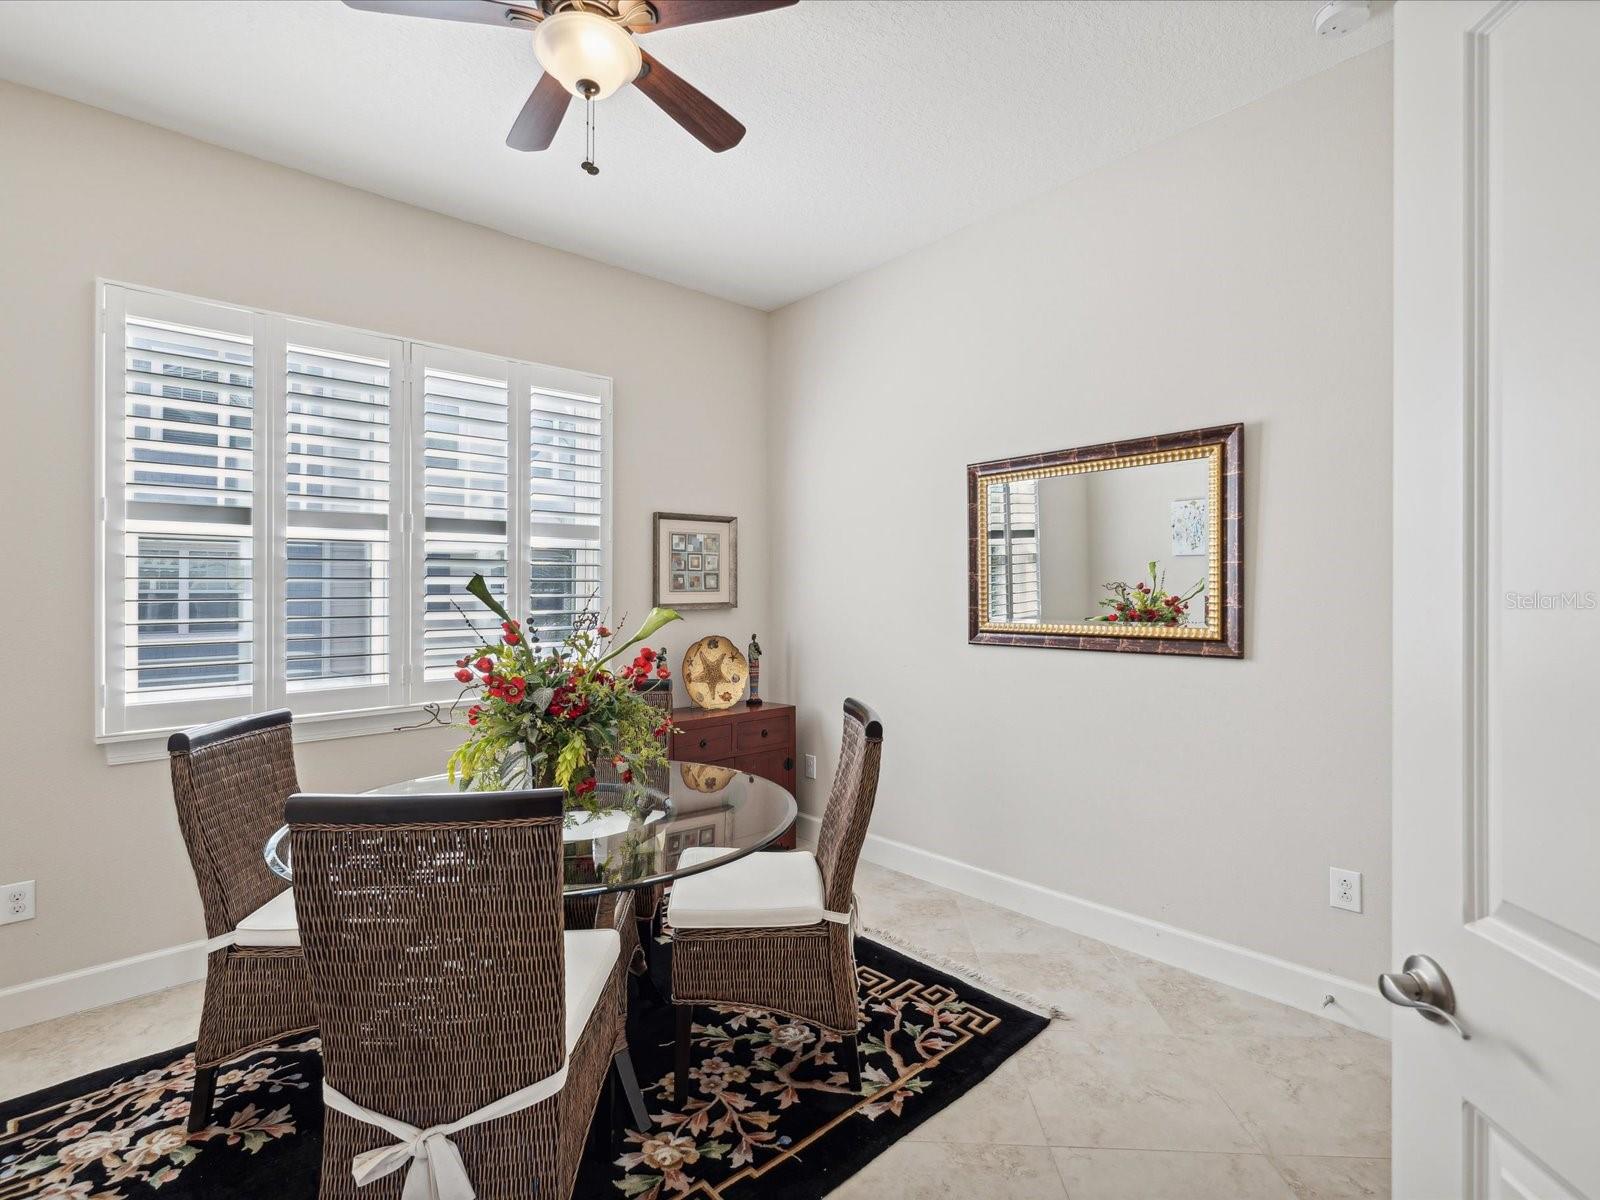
xmin=0 ymin=0 xmax=1390 ymax=309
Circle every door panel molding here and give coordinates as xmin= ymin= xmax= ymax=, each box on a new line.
xmin=1468 ymin=1105 xmax=1586 ymax=1200
xmin=1462 ymin=0 xmax=1600 ymax=997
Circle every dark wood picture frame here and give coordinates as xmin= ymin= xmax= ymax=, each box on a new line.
xmin=967 ymin=423 xmax=1243 ymax=658
xmin=653 ymin=512 xmax=738 ymax=610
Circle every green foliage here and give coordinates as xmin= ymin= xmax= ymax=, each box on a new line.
xmin=597 ymin=605 xmax=683 ymax=667
xmin=446 ymin=576 xmax=683 ymax=812
xmin=465 ymin=573 xmax=514 ymax=625
xmin=554 ymin=731 xmax=588 ymax=792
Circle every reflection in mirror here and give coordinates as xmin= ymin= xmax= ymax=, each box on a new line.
xmin=985 ymin=457 xmax=1210 ymax=629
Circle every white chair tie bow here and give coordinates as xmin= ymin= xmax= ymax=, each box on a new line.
xmin=820 ymin=893 xmax=859 ymax=936
xmin=323 ymin=1061 xmax=568 ymax=1200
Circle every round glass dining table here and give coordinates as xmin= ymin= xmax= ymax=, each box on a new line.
xmin=263 ymin=759 xmax=797 ymax=897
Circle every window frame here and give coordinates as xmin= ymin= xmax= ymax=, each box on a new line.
xmin=94 ymin=279 xmax=613 ymax=763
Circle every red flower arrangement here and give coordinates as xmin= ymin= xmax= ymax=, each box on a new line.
xmin=1090 ymin=561 xmax=1204 ymax=627
xmin=445 ymin=573 xmax=681 ymax=810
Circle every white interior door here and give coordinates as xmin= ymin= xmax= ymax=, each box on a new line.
xmin=1394 ymin=1 xmax=1600 ymax=1195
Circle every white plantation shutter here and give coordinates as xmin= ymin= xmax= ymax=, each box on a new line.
xmin=106 ymin=290 xmax=257 ymax=733
xmin=986 ymin=480 xmax=1041 ymax=623
xmin=282 ymin=323 xmax=404 ymax=709
xmin=415 ymin=348 xmax=512 ymax=683
xmin=97 ymin=283 xmax=612 ymax=749
xmin=527 ymin=383 xmax=604 ymax=647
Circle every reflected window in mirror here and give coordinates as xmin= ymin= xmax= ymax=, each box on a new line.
xmin=985 ymin=478 xmax=1040 ymax=624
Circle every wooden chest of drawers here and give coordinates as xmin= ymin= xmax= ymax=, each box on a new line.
xmin=669 ymin=702 xmax=797 ymax=849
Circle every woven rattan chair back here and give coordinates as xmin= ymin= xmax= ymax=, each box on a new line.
xmin=638 ymin=677 xmax=674 ymax=792
xmin=287 ymin=789 xmax=570 ymax=1198
xmin=168 ymin=710 xmax=299 ymax=937
xmin=811 ymin=698 xmax=884 ymax=916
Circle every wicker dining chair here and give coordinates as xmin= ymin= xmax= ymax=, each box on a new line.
xmin=287 ymin=788 xmax=635 ymax=1200
xmin=167 ymin=710 xmax=316 ymax=1133
xmin=668 ymin=698 xmax=883 ymax=1101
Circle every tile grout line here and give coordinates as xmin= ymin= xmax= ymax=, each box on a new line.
xmin=1047 ymin=1137 xmax=1076 ymax=1199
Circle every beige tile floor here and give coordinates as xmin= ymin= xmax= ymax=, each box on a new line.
xmin=838 ymin=863 xmax=1391 ymax=1200
xmin=0 ymin=862 xmax=1391 ymax=1199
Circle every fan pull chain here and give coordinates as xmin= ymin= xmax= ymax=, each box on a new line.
xmin=581 ymin=92 xmax=598 ymax=176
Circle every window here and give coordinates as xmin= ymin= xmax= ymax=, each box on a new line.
xmin=97 ymin=282 xmax=611 ymax=754
xmin=986 ymin=480 xmax=1040 ymax=623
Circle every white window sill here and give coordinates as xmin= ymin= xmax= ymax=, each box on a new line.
xmin=97 ymin=703 xmax=450 ymax=765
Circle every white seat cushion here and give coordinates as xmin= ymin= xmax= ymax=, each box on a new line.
xmin=668 ymin=847 xmax=827 ymax=930
xmin=234 ymin=889 xmax=300 ymax=948
xmin=563 ymin=929 xmax=620 ymax=1052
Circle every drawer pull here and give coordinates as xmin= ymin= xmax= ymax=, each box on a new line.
xmin=760 ymin=728 xmax=769 ymax=738
xmin=698 ymin=738 xmax=708 ymax=749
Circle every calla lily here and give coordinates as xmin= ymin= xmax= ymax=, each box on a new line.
xmin=597 ymin=606 xmax=683 ymax=667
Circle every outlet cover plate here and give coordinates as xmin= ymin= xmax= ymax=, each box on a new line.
xmin=804 ymin=754 xmax=818 ymax=780
xmin=1329 ymin=868 xmax=1362 ymax=913
xmin=2 ymin=880 xmax=36 ymax=925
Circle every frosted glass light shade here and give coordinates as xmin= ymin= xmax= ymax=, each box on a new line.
xmin=533 ymin=11 xmax=642 ymax=101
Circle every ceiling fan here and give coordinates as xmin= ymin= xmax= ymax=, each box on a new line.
xmin=342 ymin=0 xmax=796 ymax=171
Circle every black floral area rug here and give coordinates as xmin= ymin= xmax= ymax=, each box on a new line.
xmin=1 ymin=939 xmax=1046 ymax=1200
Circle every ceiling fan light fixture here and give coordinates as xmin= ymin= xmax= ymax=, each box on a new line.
xmin=533 ymin=10 xmax=642 ymax=101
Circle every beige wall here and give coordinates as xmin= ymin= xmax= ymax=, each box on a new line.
xmin=1 ymin=46 xmax=1395 ymax=1000
xmin=766 ymin=48 xmax=1394 ymax=983
xmin=1036 ymin=475 xmax=1091 ymax=623
xmin=0 ymin=81 xmax=769 ymax=990
xmin=1083 ymin=461 xmax=1211 ymax=626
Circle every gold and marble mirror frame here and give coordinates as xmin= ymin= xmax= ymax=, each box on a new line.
xmin=966 ymin=423 xmax=1243 ymax=658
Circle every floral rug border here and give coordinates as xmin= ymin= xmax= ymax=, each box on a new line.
xmin=2 ymin=939 xmax=1050 ymax=1200
xmin=621 ymin=961 xmax=1010 ymax=1198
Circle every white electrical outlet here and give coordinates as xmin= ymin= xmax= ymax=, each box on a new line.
xmin=1 ymin=880 xmax=35 ymax=926
xmin=1329 ymin=868 xmax=1362 ymax=913
xmin=804 ymin=754 xmax=818 ymax=780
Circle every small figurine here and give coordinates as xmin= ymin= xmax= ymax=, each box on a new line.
xmin=746 ymin=633 xmax=763 ymax=707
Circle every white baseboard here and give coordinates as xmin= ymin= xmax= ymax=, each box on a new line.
xmin=799 ymin=813 xmax=1392 ymax=1040
xmin=0 ymin=938 xmax=209 ymax=1035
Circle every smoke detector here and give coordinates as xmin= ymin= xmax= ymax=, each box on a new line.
xmin=1315 ymin=0 xmax=1371 ymax=37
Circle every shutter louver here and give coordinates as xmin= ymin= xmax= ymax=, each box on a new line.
xmin=987 ymin=481 xmax=1040 ymax=624
xmin=121 ymin=314 xmax=254 ymax=701
xmin=528 ymin=386 xmax=604 ymax=647
xmin=422 ymin=363 xmax=510 ymax=679
xmin=283 ymin=338 xmax=392 ymax=691
xmin=99 ymin=284 xmax=614 ymax=746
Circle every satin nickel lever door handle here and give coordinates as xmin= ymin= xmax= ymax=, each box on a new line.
xmin=1379 ymin=954 xmax=1470 ymax=1040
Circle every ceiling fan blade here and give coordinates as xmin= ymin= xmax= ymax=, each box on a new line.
xmin=340 ymin=0 xmax=538 ymax=29
xmin=644 ymin=0 xmax=797 ymax=32
xmin=634 ymin=50 xmax=745 ymax=152
xmin=506 ymin=73 xmax=571 ymax=151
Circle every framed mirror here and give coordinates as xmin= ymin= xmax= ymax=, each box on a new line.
xmin=967 ymin=423 xmax=1243 ymax=657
